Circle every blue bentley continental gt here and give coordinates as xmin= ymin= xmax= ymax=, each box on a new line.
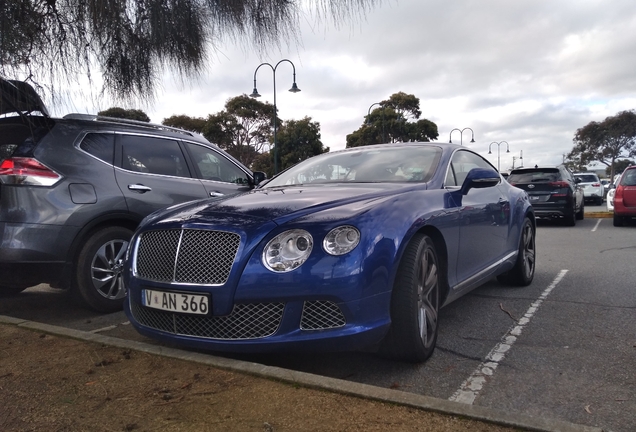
xmin=124 ymin=143 xmax=535 ymax=362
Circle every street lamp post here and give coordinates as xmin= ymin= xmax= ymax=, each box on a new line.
xmin=449 ymin=127 xmax=475 ymax=146
xmin=512 ymin=150 xmax=523 ymax=169
xmin=488 ymin=141 xmax=510 ymax=172
xmin=367 ymin=102 xmax=386 ymax=143
xmin=250 ymin=59 xmax=301 ymax=174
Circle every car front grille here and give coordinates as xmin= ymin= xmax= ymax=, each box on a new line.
xmin=130 ymin=299 xmax=285 ymax=339
xmin=135 ymin=229 xmax=240 ymax=284
xmin=300 ymin=300 xmax=346 ymax=330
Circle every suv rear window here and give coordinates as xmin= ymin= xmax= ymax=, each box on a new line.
xmin=574 ymin=174 xmax=598 ymax=183
xmin=507 ymin=168 xmax=560 ymax=183
xmin=79 ymin=133 xmax=115 ymax=164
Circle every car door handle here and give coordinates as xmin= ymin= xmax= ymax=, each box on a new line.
xmin=209 ymin=191 xmax=224 ymax=197
xmin=128 ymin=184 xmax=152 ymax=193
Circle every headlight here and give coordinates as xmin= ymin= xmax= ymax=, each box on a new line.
xmin=323 ymin=225 xmax=360 ymax=256
xmin=263 ymin=229 xmax=314 ymax=272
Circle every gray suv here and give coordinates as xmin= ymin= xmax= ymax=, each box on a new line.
xmin=0 ymin=79 xmax=265 ymax=312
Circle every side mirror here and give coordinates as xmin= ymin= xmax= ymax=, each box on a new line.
xmin=575 ymin=178 xmax=582 ymax=184
xmin=460 ymin=167 xmax=500 ymax=195
xmin=251 ymin=171 xmax=267 ymax=186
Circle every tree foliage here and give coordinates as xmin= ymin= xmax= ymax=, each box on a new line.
xmin=1 ymin=0 xmax=379 ymax=102
xmin=568 ymin=110 xmax=636 ymax=181
xmin=346 ymin=92 xmax=438 ymax=147
xmin=276 ymin=117 xmax=329 ymax=172
xmin=606 ymin=159 xmax=635 ymax=177
xmin=202 ymin=94 xmax=276 ymax=168
xmin=162 ymin=115 xmax=207 ymax=133
xmin=98 ymin=107 xmax=150 ymax=122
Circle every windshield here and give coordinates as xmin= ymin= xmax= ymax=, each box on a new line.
xmin=507 ymin=168 xmax=560 ymax=183
xmin=263 ymin=146 xmax=443 ymax=188
xmin=574 ymin=174 xmax=598 ymax=183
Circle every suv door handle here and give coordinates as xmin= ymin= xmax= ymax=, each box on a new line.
xmin=209 ymin=191 xmax=224 ymax=197
xmin=128 ymin=184 xmax=152 ymax=193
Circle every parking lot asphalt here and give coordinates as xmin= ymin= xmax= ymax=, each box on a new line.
xmin=0 ymin=313 xmax=603 ymax=432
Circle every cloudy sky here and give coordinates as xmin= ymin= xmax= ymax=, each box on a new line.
xmin=58 ymin=0 xmax=636 ymax=172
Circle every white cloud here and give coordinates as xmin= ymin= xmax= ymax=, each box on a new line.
xmin=51 ymin=0 xmax=636 ymax=171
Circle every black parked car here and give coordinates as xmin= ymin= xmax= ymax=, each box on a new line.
xmin=507 ymin=164 xmax=584 ymax=225
xmin=0 ymin=78 xmax=265 ymax=312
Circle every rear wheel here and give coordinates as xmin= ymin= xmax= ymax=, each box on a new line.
xmin=576 ymin=199 xmax=585 ymax=220
xmin=497 ymin=218 xmax=536 ymax=286
xmin=380 ymin=233 xmax=440 ymax=363
xmin=74 ymin=226 xmax=133 ymax=313
xmin=613 ymin=214 xmax=624 ymax=227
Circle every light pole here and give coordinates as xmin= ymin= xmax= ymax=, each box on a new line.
xmin=512 ymin=150 xmax=523 ymax=169
xmin=449 ymin=127 xmax=475 ymax=146
xmin=367 ymin=102 xmax=386 ymax=143
xmin=250 ymin=59 xmax=301 ymax=174
xmin=488 ymin=141 xmax=510 ymax=172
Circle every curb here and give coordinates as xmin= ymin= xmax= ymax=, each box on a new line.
xmin=586 ymin=212 xmax=613 ymax=218
xmin=0 ymin=315 xmax=604 ymax=432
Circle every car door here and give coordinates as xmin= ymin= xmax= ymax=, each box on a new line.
xmin=447 ymin=150 xmax=509 ymax=284
xmin=183 ymin=142 xmax=253 ymax=198
xmin=114 ymin=133 xmax=209 ymax=218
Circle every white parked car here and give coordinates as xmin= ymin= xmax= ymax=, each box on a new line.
xmin=607 ymin=172 xmax=623 ymax=212
xmin=574 ymin=172 xmax=604 ymax=205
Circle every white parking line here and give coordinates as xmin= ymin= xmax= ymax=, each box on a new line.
xmin=449 ymin=269 xmax=569 ymax=405
xmin=591 ymin=219 xmax=602 ymax=232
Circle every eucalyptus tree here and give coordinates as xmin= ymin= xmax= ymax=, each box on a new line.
xmin=1 ymin=0 xmax=380 ymax=102
xmin=346 ymin=92 xmax=438 ymax=147
xmin=568 ymin=110 xmax=636 ymax=181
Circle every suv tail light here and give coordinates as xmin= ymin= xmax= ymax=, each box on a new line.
xmin=0 ymin=157 xmax=62 ymax=186
xmin=549 ymin=181 xmax=569 ymax=188
xmin=592 ymin=183 xmax=601 ymax=187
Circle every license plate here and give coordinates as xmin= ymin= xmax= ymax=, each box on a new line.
xmin=142 ymin=289 xmax=210 ymax=315
xmin=530 ymin=195 xmax=540 ymax=200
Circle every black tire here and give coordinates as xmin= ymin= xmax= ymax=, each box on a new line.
xmin=576 ymin=199 xmax=585 ymax=220
xmin=564 ymin=202 xmax=576 ymax=226
xmin=74 ymin=226 xmax=133 ymax=313
xmin=0 ymin=285 xmax=29 ymax=296
xmin=613 ymin=214 xmax=624 ymax=227
xmin=380 ymin=233 xmax=440 ymax=363
xmin=497 ymin=218 xmax=536 ymax=286
xmin=596 ymin=197 xmax=603 ymax=206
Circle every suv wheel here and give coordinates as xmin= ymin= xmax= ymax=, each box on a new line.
xmin=613 ymin=214 xmax=624 ymax=227
xmin=74 ymin=226 xmax=133 ymax=313
xmin=576 ymin=200 xmax=584 ymax=220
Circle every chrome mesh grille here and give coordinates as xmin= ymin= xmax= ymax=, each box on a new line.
xmin=135 ymin=229 xmax=240 ymax=284
xmin=130 ymin=299 xmax=285 ymax=339
xmin=300 ymin=300 xmax=346 ymax=330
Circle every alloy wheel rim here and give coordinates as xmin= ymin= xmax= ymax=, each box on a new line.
xmin=91 ymin=239 xmax=129 ymax=300
xmin=522 ymin=224 xmax=535 ymax=278
xmin=417 ymin=247 xmax=439 ymax=348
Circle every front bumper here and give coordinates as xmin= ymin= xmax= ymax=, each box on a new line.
xmin=125 ymin=290 xmax=392 ymax=354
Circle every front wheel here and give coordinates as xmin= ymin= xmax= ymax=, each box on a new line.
xmin=74 ymin=226 xmax=133 ymax=313
xmin=380 ymin=233 xmax=441 ymax=363
xmin=497 ymin=217 xmax=536 ymax=286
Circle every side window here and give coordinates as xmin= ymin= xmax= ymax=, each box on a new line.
xmin=79 ymin=133 xmax=115 ymax=164
xmin=444 ymin=165 xmax=457 ymax=187
xmin=120 ymin=135 xmax=189 ymax=178
xmin=449 ymin=150 xmax=496 ymax=186
xmin=185 ymin=143 xmax=250 ymax=185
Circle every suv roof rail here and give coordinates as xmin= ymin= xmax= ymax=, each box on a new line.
xmin=62 ymin=113 xmax=196 ymax=137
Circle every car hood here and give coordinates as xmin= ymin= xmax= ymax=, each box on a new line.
xmin=0 ymin=78 xmax=49 ymax=117
xmin=149 ymin=183 xmax=417 ymax=229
